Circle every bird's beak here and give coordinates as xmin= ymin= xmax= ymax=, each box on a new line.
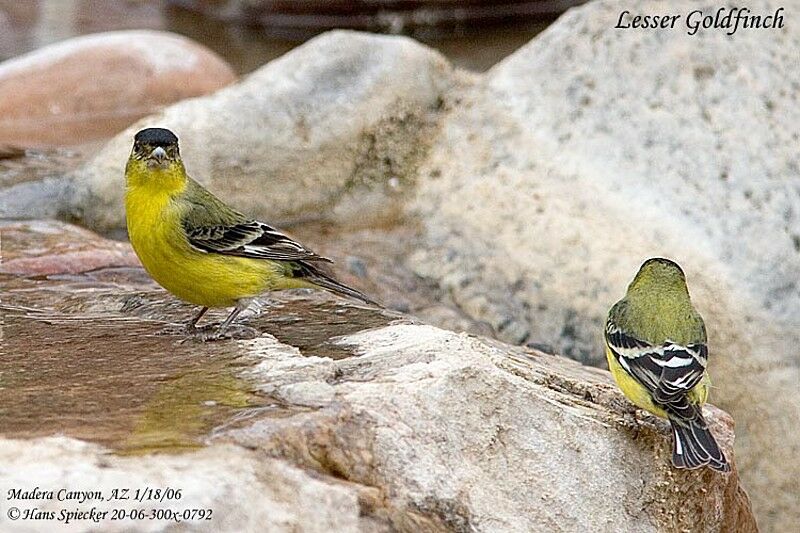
xmin=150 ymin=147 xmax=167 ymax=162
xmin=147 ymin=146 xmax=168 ymax=169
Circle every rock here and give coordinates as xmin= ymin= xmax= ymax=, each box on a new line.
xmin=64 ymin=29 xmax=452 ymax=232
xmin=0 ymin=438 xmax=366 ymax=533
xmin=0 ymin=219 xmax=138 ymax=276
xmin=408 ymin=0 xmax=799 ymax=529
xmin=0 ymin=221 xmax=755 ymax=532
xmin=233 ymin=324 xmax=756 ymax=533
xmin=0 ymin=30 xmax=236 ymax=148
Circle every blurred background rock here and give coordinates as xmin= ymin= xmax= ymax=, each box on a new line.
xmin=0 ymin=0 xmax=583 ymax=148
xmin=0 ymin=0 xmax=585 ymax=74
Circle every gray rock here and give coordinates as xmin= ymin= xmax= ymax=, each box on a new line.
xmin=66 ymin=30 xmax=452 ymax=232
xmin=228 ymin=324 xmax=754 ymax=533
xmin=0 ymin=438 xmax=366 ymax=532
xmin=409 ymin=0 xmax=799 ymax=528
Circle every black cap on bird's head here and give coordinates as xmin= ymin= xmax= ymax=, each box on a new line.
xmin=131 ymin=127 xmax=180 ymax=169
xmin=135 ymin=127 xmax=179 ymax=146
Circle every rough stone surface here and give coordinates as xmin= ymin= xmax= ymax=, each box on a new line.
xmin=66 ymin=30 xmax=452 ymax=232
xmin=0 ymin=30 xmax=236 ymax=147
xmin=228 ymin=324 xmax=755 ymax=533
xmin=0 ymin=219 xmax=138 ymax=275
xmin=0 ymin=438 xmax=366 ymax=533
xmin=406 ymin=1 xmax=799 ymax=528
xmin=0 ymin=221 xmax=755 ymax=533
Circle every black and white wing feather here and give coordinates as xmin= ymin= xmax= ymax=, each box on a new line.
xmin=605 ymin=320 xmax=708 ymax=419
xmin=185 ymin=220 xmax=332 ymax=263
xmin=605 ymin=318 xmax=728 ymax=471
xmin=177 ymin=177 xmax=377 ymax=306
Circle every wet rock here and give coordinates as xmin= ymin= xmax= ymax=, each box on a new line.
xmin=64 ymin=30 xmax=452 ymax=232
xmin=409 ymin=0 xmax=799 ymax=528
xmin=0 ymin=221 xmax=756 ymax=532
xmin=0 ymin=30 xmax=236 ymax=148
xmin=0 ymin=219 xmax=138 ymax=276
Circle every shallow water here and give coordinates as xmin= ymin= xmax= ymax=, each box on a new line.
xmin=0 ymin=266 xmax=398 ymax=453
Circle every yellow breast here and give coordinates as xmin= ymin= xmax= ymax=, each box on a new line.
xmin=125 ymin=181 xmax=276 ymax=308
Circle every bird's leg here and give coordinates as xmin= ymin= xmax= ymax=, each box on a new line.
xmin=187 ymin=306 xmax=209 ymax=330
xmin=623 ymin=403 xmax=641 ymax=440
xmin=199 ymin=300 xmax=259 ymax=341
xmin=186 ymin=307 xmax=208 ymax=333
xmin=217 ymin=306 xmax=244 ymax=335
xmin=157 ymin=306 xmax=209 ymax=336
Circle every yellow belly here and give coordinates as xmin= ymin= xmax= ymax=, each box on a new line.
xmin=605 ymin=345 xmax=708 ymax=419
xmin=126 ymin=187 xmax=307 ymax=308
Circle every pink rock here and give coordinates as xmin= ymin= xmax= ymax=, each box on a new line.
xmin=0 ymin=220 xmax=139 ymax=276
xmin=0 ymin=30 xmax=236 ymax=147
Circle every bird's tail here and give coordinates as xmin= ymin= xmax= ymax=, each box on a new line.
xmin=297 ymin=263 xmax=380 ymax=307
xmin=669 ymin=415 xmax=730 ymax=472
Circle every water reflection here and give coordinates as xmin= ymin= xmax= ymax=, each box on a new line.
xmin=0 ymin=265 xmax=397 ymax=453
xmin=119 ymin=362 xmax=258 ymax=455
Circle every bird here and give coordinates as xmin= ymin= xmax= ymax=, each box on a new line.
xmin=124 ymin=127 xmax=377 ymax=340
xmin=604 ymin=257 xmax=729 ymax=472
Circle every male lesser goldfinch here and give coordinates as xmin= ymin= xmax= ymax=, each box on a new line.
xmin=605 ymin=258 xmax=729 ymax=472
xmin=125 ymin=127 xmax=376 ymax=340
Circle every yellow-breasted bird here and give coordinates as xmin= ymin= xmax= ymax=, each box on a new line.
xmin=125 ymin=127 xmax=377 ymax=340
xmin=604 ymin=258 xmax=729 ymax=472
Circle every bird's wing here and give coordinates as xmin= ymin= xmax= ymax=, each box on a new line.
xmin=184 ymin=219 xmax=332 ymax=263
xmin=179 ymin=180 xmax=331 ymax=263
xmin=605 ymin=320 xmax=708 ymax=416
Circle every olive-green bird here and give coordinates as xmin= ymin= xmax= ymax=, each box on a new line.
xmin=604 ymin=258 xmax=729 ymax=472
xmin=125 ymin=127 xmax=377 ymax=340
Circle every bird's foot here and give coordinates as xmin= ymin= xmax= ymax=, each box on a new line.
xmin=157 ymin=322 xmax=214 ymax=337
xmin=623 ymin=405 xmax=641 ymax=440
xmin=190 ymin=324 xmax=260 ymax=343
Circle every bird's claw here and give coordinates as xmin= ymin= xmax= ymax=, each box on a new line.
xmin=156 ymin=323 xmax=213 ymax=336
xmin=187 ymin=324 xmax=260 ymax=343
xmin=622 ymin=405 xmax=641 ymax=440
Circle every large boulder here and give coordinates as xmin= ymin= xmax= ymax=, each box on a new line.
xmin=0 ymin=30 xmax=236 ymax=147
xmin=408 ymin=0 xmax=798 ymax=529
xmin=233 ymin=324 xmax=755 ymax=533
xmin=64 ymin=30 xmax=452 ymax=232
xmin=0 ymin=220 xmax=755 ymax=532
